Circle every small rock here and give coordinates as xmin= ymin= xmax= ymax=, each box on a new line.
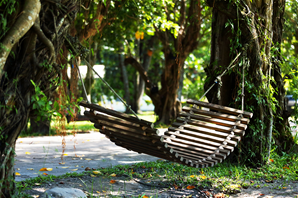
xmin=41 ymin=187 xmax=86 ymax=198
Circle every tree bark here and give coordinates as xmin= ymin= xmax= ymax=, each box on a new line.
xmin=205 ymin=0 xmax=295 ymax=165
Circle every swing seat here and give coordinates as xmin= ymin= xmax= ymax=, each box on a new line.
xmin=80 ymin=100 xmax=252 ymax=168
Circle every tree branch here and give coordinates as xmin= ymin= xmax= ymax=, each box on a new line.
xmin=0 ymin=0 xmax=41 ymax=81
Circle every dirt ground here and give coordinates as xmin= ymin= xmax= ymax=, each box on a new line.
xmin=21 ymin=173 xmax=298 ymax=198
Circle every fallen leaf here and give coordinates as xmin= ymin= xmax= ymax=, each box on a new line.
xmin=81 ymin=166 xmax=84 ymax=168
xmin=259 ymin=193 xmax=265 ymax=196
xmin=283 ymin=166 xmax=290 ymax=169
xmin=27 ymin=168 xmax=34 ymax=170
xmin=215 ymin=193 xmax=225 ymax=198
xmin=46 ymin=168 xmax=53 ymax=171
xmin=269 ymin=159 xmax=274 ymax=162
xmin=110 ymin=180 xmax=116 ymax=184
xmin=85 ymin=158 xmax=92 ymax=160
xmin=190 ymin=175 xmax=195 ymax=178
xmin=16 ymin=168 xmax=20 ymax=170
xmin=75 ymin=165 xmax=79 ymax=167
xmin=15 ymin=172 xmax=21 ymax=176
xmin=96 ymin=191 xmax=100 ymax=193
xmin=282 ymin=187 xmax=287 ymax=189
xmin=39 ymin=168 xmax=47 ymax=171
xmin=93 ymin=171 xmax=101 ymax=175
xmin=142 ymin=166 xmax=146 ymax=169
xmin=102 ymin=190 xmax=106 ymax=193
xmin=143 ymin=196 xmax=149 ymax=198
xmin=186 ymin=185 xmax=195 ymax=189
xmin=61 ymin=167 xmax=69 ymax=169
xmin=63 ymin=154 xmax=68 ymax=156
xmin=59 ymin=162 xmax=65 ymax=165
xmin=59 ymin=181 xmax=64 ymax=184
xmin=173 ymin=184 xmax=179 ymax=190
xmin=35 ymin=183 xmax=41 ymax=186
xmin=25 ymin=152 xmax=31 ymax=155
xmin=110 ymin=173 xmax=116 ymax=177
xmin=90 ymin=174 xmax=96 ymax=177
xmin=86 ymin=140 xmax=90 ymax=141
xmin=200 ymin=175 xmax=207 ymax=179
xmin=19 ymin=141 xmax=23 ymax=143
xmin=43 ymin=173 xmax=48 ymax=175
xmin=85 ymin=167 xmax=91 ymax=171
xmin=71 ymin=169 xmax=78 ymax=171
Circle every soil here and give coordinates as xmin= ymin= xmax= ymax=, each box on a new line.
xmin=21 ymin=173 xmax=298 ymax=198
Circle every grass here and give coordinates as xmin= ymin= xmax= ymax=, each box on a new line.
xmin=18 ymin=150 xmax=298 ymax=197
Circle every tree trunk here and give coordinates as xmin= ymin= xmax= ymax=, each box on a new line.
xmin=0 ymin=0 xmax=78 ymax=195
xmin=206 ymin=0 xmax=295 ymax=165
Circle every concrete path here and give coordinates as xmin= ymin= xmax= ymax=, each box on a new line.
xmin=15 ymin=131 xmax=165 ymax=182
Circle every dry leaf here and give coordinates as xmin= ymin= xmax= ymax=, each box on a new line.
xmin=143 ymin=196 xmax=149 ymax=198
xmin=39 ymin=168 xmax=47 ymax=171
xmin=16 ymin=168 xmax=20 ymax=170
xmin=110 ymin=180 xmax=116 ymax=184
xmin=61 ymin=167 xmax=69 ymax=169
xmin=269 ymin=159 xmax=274 ymax=162
xmin=90 ymin=174 xmax=96 ymax=177
xmin=19 ymin=141 xmax=23 ymax=143
xmin=96 ymin=191 xmax=100 ymax=193
xmin=59 ymin=181 xmax=64 ymax=184
xmin=71 ymin=169 xmax=78 ymax=171
xmin=63 ymin=154 xmax=68 ymax=156
xmin=282 ymin=187 xmax=287 ymax=189
xmin=200 ymin=175 xmax=207 ymax=179
xmin=35 ymin=183 xmax=41 ymax=186
xmin=15 ymin=172 xmax=21 ymax=176
xmin=59 ymin=162 xmax=65 ymax=165
xmin=43 ymin=173 xmax=48 ymax=175
xmin=283 ymin=166 xmax=290 ymax=170
xmin=215 ymin=193 xmax=225 ymax=198
xmin=102 ymin=190 xmax=106 ymax=193
xmin=75 ymin=165 xmax=79 ymax=167
xmin=86 ymin=140 xmax=90 ymax=141
xmin=93 ymin=171 xmax=101 ymax=175
xmin=46 ymin=168 xmax=53 ymax=171
xmin=25 ymin=152 xmax=31 ymax=155
xmin=142 ymin=166 xmax=146 ymax=169
xmin=190 ymin=175 xmax=195 ymax=178
xmin=27 ymin=168 xmax=34 ymax=170
xmin=110 ymin=173 xmax=116 ymax=177
xmin=186 ymin=185 xmax=195 ymax=189
xmin=85 ymin=167 xmax=91 ymax=171
xmin=85 ymin=158 xmax=92 ymax=160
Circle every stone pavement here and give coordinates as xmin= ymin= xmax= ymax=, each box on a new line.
xmin=15 ymin=131 xmax=166 ymax=182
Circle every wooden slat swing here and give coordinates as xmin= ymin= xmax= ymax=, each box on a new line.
xmin=76 ymin=53 xmax=253 ymax=168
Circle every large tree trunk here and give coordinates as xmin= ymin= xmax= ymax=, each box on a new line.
xmin=0 ymin=0 xmax=78 ymax=196
xmin=206 ymin=0 xmax=295 ymax=165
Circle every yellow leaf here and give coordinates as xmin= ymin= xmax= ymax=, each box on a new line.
xmin=39 ymin=168 xmax=47 ymax=171
xmin=86 ymin=140 xmax=90 ymax=141
xmin=96 ymin=191 xmax=100 ymax=193
xmin=27 ymin=168 xmax=34 ymax=170
xmin=102 ymin=190 xmax=106 ymax=193
xmin=63 ymin=154 xmax=68 ymax=156
xmin=143 ymin=196 xmax=149 ymax=198
xmin=200 ymin=175 xmax=207 ymax=179
xmin=25 ymin=152 xmax=31 ymax=155
xmin=110 ymin=179 xmax=116 ymax=184
xmin=71 ymin=169 xmax=78 ymax=171
xmin=269 ymin=159 xmax=274 ymax=162
xmin=190 ymin=175 xmax=195 ymax=178
xmin=90 ymin=174 xmax=96 ymax=177
xmin=85 ymin=158 xmax=92 ymax=160
xmin=46 ymin=168 xmax=53 ymax=171
xmin=43 ymin=173 xmax=48 ymax=175
xmin=186 ymin=185 xmax=195 ymax=189
xmin=110 ymin=173 xmax=116 ymax=177
xmin=282 ymin=187 xmax=287 ymax=189
xmin=93 ymin=171 xmax=101 ymax=175
xmin=61 ymin=166 xmax=69 ymax=169
xmin=19 ymin=141 xmax=23 ymax=143
xmin=15 ymin=172 xmax=21 ymax=176
xmin=135 ymin=31 xmax=140 ymax=39
xmin=75 ymin=165 xmax=79 ymax=167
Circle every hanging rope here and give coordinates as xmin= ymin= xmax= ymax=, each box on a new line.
xmin=74 ymin=59 xmax=90 ymax=104
xmin=199 ymin=52 xmax=242 ymax=101
xmin=83 ymin=58 xmax=140 ymax=120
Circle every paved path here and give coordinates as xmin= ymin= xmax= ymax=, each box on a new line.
xmin=15 ymin=131 xmax=165 ymax=182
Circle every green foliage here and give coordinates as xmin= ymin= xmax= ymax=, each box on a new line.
xmin=0 ymin=0 xmax=17 ymax=40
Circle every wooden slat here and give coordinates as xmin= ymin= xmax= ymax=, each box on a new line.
xmin=161 ymin=135 xmax=229 ymax=155
xmin=165 ymin=131 xmax=234 ymax=151
xmin=80 ymin=101 xmax=154 ymax=128
xmin=186 ymin=99 xmax=253 ymax=118
xmin=168 ymin=125 xmax=237 ymax=146
xmin=166 ymin=143 xmax=227 ymax=160
xmin=85 ymin=111 xmax=159 ymax=135
xmin=175 ymin=118 xmax=245 ymax=136
xmin=173 ymin=148 xmax=220 ymax=164
xmin=171 ymin=123 xmax=241 ymax=142
xmin=179 ymin=112 xmax=247 ymax=130
xmin=169 ymin=145 xmax=223 ymax=162
xmin=183 ymin=107 xmax=250 ymax=124
xmin=176 ymin=152 xmax=217 ymax=166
